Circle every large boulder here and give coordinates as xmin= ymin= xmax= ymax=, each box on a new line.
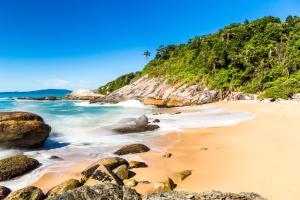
xmin=46 ymin=179 xmax=81 ymax=198
xmin=0 ymin=112 xmax=51 ymax=148
xmin=0 ymin=155 xmax=40 ymax=181
xmin=154 ymin=178 xmax=176 ymax=193
xmin=143 ymin=191 xmax=267 ymax=200
xmin=46 ymin=183 xmax=141 ymax=200
xmin=6 ymin=186 xmax=45 ymax=200
xmin=114 ymin=144 xmax=150 ymax=155
xmin=63 ymin=90 xmax=103 ymax=100
xmin=81 ymin=157 xmax=128 ymax=182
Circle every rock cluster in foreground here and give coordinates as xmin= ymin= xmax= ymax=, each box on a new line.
xmin=0 ymin=112 xmax=51 ymax=148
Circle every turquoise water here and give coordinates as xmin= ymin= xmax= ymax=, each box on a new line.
xmin=0 ymin=90 xmax=70 ymax=98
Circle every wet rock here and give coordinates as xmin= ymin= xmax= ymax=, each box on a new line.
xmin=154 ymin=178 xmax=176 ymax=193
xmin=81 ymin=157 xmax=128 ymax=182
xmin=49 ymin=155 xmax=63 ymax=160
xmin=0 ymin=155 xmax=40 ymax=181
xmin=129 ymin=160 xmax=148 ymax=169
xmin=172 ymin=112 xmax=181 ymax=115
xmin=0 ymin=112 xmax=51 ymax=148
xmin=84 ymin=164 xmax=123 ymax=186
xmin=162 ymin=152 xmax=172 ymax=158
xmin=46 ymin=183 xmax=141 ymax=200
xmin=112 ymin=164 xmax=128 ymax=180
xmin=123 ymin=179 xmax=138 ymax=187
xmin=46 ymin=179 xmax=81 ymax=198
xmin=135 ymin=115 xmax=148 ymax=127
xmin=114 ymin=144 xmax=150 ymax=155
xmin=173 ymin=170 xmax=192 ymax=182
xmin=0 ymin=186 xmax=11 ymax=199
xmin=153 ymin=119 xmax=160 ymax=123
xmin=6 ymin=186 xmax=45 ymax=200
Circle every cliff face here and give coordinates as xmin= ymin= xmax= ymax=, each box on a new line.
xmin=91 ymin=76 xmax=227 ymax=106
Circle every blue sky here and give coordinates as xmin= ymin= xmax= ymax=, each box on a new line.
xmin=0 ymin=0 xmax=299 ymax=91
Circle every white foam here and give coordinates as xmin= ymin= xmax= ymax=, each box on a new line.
xmin=74 ymin=99 xmax=149 ymax=108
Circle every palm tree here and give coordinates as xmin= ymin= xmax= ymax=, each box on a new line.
xmin=143 ymin=50 xmax=151 ymax=60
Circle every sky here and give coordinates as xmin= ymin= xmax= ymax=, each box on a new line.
xmin=0 ymin=0 xmax=299 ymax=91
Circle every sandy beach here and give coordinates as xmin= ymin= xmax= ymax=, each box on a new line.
xmin=33 ymin=101 xmax=300 ymax=200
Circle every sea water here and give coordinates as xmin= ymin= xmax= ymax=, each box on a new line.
xmin=0 ymin=96 xmax=254 ymax=190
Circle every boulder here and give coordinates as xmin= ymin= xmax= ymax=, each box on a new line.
xmin=134 ymin=115 xmax=148 ymax=128
xmin=63 ymin=90 xmax=103 ymax=100
xmin=129 ymin=161 xmax=148 ymax=169
xmin=46 ymin=183 xmax=141 ymax=200
xmin=143 ymin=191 xmax=266 ymax=200
xmin=46 ymin=179 xmax=81 ymax=198
xmin=114 ymin=144 xmax=150 ymax=155
xmin=6 ymin=186 xmax=45 ymax=200
xmin=81 ymin=157 xmax=128 ymax=182
xmin=123 ymin=179 xmax=138 ymax=187
xmin=0 ymin=155 xmax=40 ymax=181
xmin=112 ymin=164 xmax=128 ymax=180
xmin=154 ymin=178 xmax=176 ymax=193
xmin=0 ymin=186 xmax=11 ymax=199
xmin=173 ymin=170 xmax=192 ymax=182
xmin=143 ymin=98 xmax=165 ymax=107
xmin=0 ymin=112 xmax=51 ymax=148
xmin=227 ymin=92 xmax=257 ymax=101
xmin=292 ymin=93 xmax=300 ymax=101
xmin=84 ymin=164 xmax=123 ymax=186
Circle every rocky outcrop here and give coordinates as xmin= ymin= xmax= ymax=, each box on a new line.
xmin=113 ymin=115 xmax=159 ymax=134
xmin=0 ymin=186 xmax=11 ymax=199
xmin=0 ymin=112 xmax=51 ymax=148
xmin=143 ymin=191 xmax=266 ymax=200
xmin=46 ymin=179 xmax=81 ymax=198
xmin=63 ymin=90 xmax=103 ymax=100
xmin=0 ymin=155 xmax=40 ymax=181
xmin=46 ymin=183 xmax=141 ymax=200
xmin=6 ymin=186 xmax=45 ymax=200
xmin=114 ymin=144 xmax=150 ymax=155
xmin=91 ymin=76 xmax=224 ymax=106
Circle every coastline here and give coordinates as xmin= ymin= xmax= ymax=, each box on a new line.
xmin=31 ymin=101 xmax=300 ymax=200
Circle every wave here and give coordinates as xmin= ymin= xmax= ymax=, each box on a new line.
xmin=74 ymin=99 xmax=148 ymax=108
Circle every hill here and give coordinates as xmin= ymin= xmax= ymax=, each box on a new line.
xmin=98 ymin=16 xmax=300 ymax=100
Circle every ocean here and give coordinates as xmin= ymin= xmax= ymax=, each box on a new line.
xmin=0 ymin=92 xmax=254 ymax=190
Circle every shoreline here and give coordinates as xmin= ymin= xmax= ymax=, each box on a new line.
xmin=30 ymin=100 xmax=300 ymax=200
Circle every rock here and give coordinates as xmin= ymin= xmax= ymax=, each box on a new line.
xmin=152 ymin=119 xmax=160 ymax=123
xmin=84 ymin=164 xmax=123 ymax=186
xmin=112 ymin=164 xmax=128 ymax=180
xmin=129 ymin=160 xmax=148 ymax=169
xmin=173 ymin=170 xmax=192 ymax=182
xmin=227 ymin=92 xmax=257 ymax=101
xmin=0 ymin=112 xmax=51 ymax=148
xmin=49 ymin=155 xmax=63 ymax=160
xmin=200 ymin=147 xmax=208 ymax=151
xmin=154 ymin=178 xmax=176 ymax=193
xmin=139 ymin=180 xmax=151 ymax=184
xmin=143 ymin=191 xmax=266 ymax=200
xmin=6 ymin=186 xmax=45 ymax=200
xmin=172 ymin=112 xmax=182 ymax=115
xmin=46 ymin=179 xmax=81 ymax=198
xmin=0 ymin=155 xmax=40 ymax=181
xmin=143 ymin=98 xmax=165 ymax=107
xmin=81 ymin=157 xmax=128 ymax=182
xmin=45 ymin=96 xmax=57 ymax=100
xmin=0 ymin=186 xmax=11 ymax=199
xmin=123 ymin=179 xmax=138 ymax=187
xmin=63 ymin=90 xmax=103 ymax=100
xmin=114 ymin=144 xmax=150 ymax=155
xmin=292 ymin=93 xmax=300 ymax=100
xmin=134 ymin=115 xmax=148 ymax=127
xmin=162 ymin=152 xmax=172 ymax=158
xmin=46 ymin=183 xmax=141 ymax=200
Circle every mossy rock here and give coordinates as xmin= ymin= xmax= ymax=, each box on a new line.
xmin=129 ymin=161 xmax=148 ymax=169
xmin=173 ymin=170 xmax=192 ymax=182
xmin=123 ymin=179 xmax=138 ymax=187
xmin=6 ymin=186 xmax=44 ymax=200
xmin=154 ymin=178 xmax=176 ymax=193
xmin=112 ymin=164 xmax=128 ymax=180
xmin=46 ymin=179 xmax=81 ymax=198
xmin=114 ymin=144 xmax=150 ymax=155
xmin=0 ymin=155 xmax=40 ymax=181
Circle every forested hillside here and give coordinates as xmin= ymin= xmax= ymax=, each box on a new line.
xmin=99 ymin=16 xmax=300 ymax=99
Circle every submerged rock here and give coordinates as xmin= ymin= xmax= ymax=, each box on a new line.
xmin=0 ymin=112 xmax=51 ymax=148
xmin=0 ymin=186 xmax=11 ymax=199
xmin=46 ymin=179 xmax=81 ymax=198
xmin=6 ymin=186 xmax=45 ymax=200
xmin=114 ymin=144 xmax=150 ymax=155
xmin=0 ymin=155 xmax=40 ymax=181
xmin=46 ymin=183 xmax=141 ymax=200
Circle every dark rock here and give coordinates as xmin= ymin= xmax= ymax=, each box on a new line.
xmin=49 ymin=155 xmax=63 ymax=160
xmin=46 ymin=179 xmax=81 ymax=198
xmin=0 ymin=112 xmax=51 ymax=148
xmin=143 ymin=191 xmax=267 ymax=200
xmin=0 ymin=186 xmax=11 ymax=199
xmin=172 ymin=112 xmax=182 ymax=115
xmin=46 ymin=183 xmax=141 ymax=200
xmin=6 ymin=186 xmax=45 ymax=200
xmin=129 ymin=161 xmax=148 ymax=169
xmin=0 ymin=155 xmax=40 ymax=181
xmin=45 ymin=96 xmax=57 ymax=100
xmin=163 ymin=152 xmax=172 ymax=158
xmin=153 ymin=119 xmax=160 ymax=123
xmin=114 ymin=144 xmax=150 ymax=155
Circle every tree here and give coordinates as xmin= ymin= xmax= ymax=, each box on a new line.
xmin=143 ymin=50 xmax=151 ymax=60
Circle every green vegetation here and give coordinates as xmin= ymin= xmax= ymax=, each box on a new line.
xmin=98 ymin=72 xmax=141 ymax=94
xmin=99 ymin=16 xmax=300 ymax=99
